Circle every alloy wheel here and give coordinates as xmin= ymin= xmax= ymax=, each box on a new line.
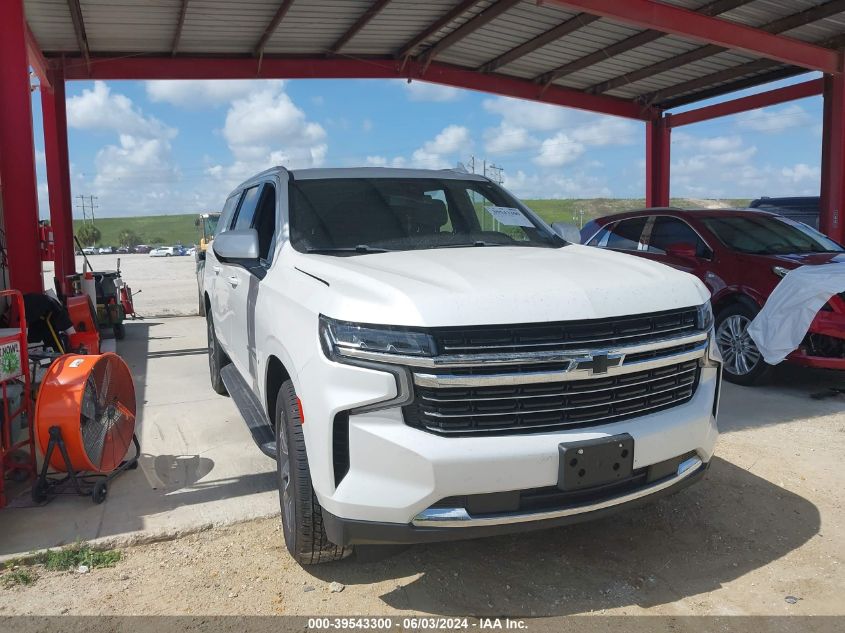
xmin=276 ymin=420 xmax=294 ymax=542
xmin=716 ymin=314 xmax=761 ymax=376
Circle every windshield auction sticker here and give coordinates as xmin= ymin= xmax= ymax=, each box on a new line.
xmin=484 ymin=205 xmax=534 ymax=228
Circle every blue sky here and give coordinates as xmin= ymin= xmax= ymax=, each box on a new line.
xmin=30 ymin=75 xmax=825 ymax=218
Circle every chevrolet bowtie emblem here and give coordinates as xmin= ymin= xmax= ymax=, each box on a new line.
xmin=573 ymin=353 xmax=624 ymax=375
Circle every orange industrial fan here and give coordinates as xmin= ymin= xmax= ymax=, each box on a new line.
xmin=33 ymin=353 xmax=139 ymax=504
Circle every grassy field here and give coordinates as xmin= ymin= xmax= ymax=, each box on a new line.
xmin=74 ymin=198 xmax=751 ymax=246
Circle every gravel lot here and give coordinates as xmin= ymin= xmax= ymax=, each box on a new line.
xmin=2 ymin=365 xmax=844 ymax=618
xmin=43 ymin=253 xmax=200 ymax=317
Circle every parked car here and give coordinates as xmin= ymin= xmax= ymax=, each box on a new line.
xmin=134 ymin=244 xmax=152 ymax=254
xmin=749 ymin=196 xmax=819 ymax=229
xmin=98 ymin=246 xmax=114 ymax=254
xmin=204 ymin=167 xmax=719 ymax=565
xmin=150 ymin=246 xmax=177 ymax=257
xmin=582 ymin=208 xmax=845 ymax=384
xmin=82 ymin=246 xmax=97 ymax=255
xmin=116 ymin=246 xmax=131 ymax=254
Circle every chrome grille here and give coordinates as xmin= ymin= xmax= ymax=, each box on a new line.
xmin=404 ymin=361 xmax=700 ymax=435
xmin=431 ymin=307 xmax=699 ymax=354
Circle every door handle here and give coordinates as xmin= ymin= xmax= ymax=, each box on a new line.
xmin=213 ymin=266 xmax=221 ymax=275
xmin=227 ymin=275 xmax=240 ymax=287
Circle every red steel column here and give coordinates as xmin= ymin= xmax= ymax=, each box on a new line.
xmin=646 ymin=115 xmax=671 ymax=208
xmin=41 ymin=62 xmax=76 ymax=292
xmin=820 ymin=66 xmax=845 ymax=243
xmin=0 ymin=0 xmax=43 ymax=293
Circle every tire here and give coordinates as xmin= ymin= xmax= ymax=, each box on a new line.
xmin=206 ymin=311 xmax=229 ymax=396
xmin=275 ymin=380 xmax=351 ymax=565
xmin=715 ymin=302 xmax=773 ymax=386
xmin=198 ymin=288 xmax=206 ymax=317
xmin=92 ymin=481 xmax=108 ymax=504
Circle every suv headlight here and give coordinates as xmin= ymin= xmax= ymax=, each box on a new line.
xmin=319 ymin=316 xmax=431 ymax=413
xmin=696 ymin=301 xmax=714 ymax=332
xmin=320 ymin=316 xmax=436 ymax=359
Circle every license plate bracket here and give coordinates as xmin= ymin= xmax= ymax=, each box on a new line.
xmin=558 ymin=434 xmax=634 ymax=491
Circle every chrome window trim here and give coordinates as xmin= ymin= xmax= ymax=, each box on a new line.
xmin=411 ymin=456 xmax=704 ymax=527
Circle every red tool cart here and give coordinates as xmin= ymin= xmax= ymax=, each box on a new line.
xmin=0 ymin=290 xmax=36 ymax=508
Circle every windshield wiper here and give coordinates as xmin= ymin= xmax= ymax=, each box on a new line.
xmin=436 ymin=241 xmax=510 ymax=249
xmin=306 ymin=245 xmax=392 ymax=254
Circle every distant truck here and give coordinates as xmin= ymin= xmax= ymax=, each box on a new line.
xmin=749 ymin=196 xmax=820 ymax=229
xmin=195 ymin=212 xmax=221 ymax=316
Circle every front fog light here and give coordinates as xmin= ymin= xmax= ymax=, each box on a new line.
xmin=320 ymin=316 xmax=436 ymax=359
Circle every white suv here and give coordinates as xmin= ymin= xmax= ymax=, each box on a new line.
xmin=204 ymin=167 xmax=720 ymax=565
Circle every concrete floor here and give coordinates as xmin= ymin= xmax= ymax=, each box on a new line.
xmin=0 ymin=317 xmax=276 ymax=559
xmin=1 ymin=316 xmax=844 ymax=562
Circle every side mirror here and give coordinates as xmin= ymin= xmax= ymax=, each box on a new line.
xmin=212 ymin=229 xmax=259 ymax=263
xmin=550 ymin=222 xmax=583 ymax=244
xmin=665 ymin=242 xmax=698 ymax=259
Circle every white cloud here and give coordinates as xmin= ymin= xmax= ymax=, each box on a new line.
xmin=533 ymin=132 xmax=585 ymax=167
xmin=145 ymin=80 xmax=284 ymax=108
xmin=571 ymin=117 xmax=638 ymax=146
xmin=362 ymin=118 xmax=373 ymax=133
xmin=482 ymin=97 xmax=570 ymax=132
xmin=484 ymin=123 xmax=539 ymax=155
xmin=207 ymin=83 xmax=328 ymax=185
xmin=504 ymin=169 xmax=612 ymax=199
xmin=781 ymin=163 xmax=820 ymax=184
xmin=736 ymin=104 xmax=812 ymax=134
xmin=409 ymin=125 xmax=471 ymax=169
xmin=68 ymin=81 xmax=174 ymax=139
xmin=404 ymin=81 xmax=463 ymax=102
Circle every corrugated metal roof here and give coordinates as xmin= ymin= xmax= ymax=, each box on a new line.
xmin=22 ymin=0 xmax=845 ymax=109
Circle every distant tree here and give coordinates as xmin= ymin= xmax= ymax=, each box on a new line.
xmin=77 ymin=224 xmax=101 ymax=246
xmin=151 ymin=236 xmax=165 ymax=245
xmin=118 ymin=229 xmax=141 ymax=247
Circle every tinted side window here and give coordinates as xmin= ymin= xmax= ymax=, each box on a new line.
xmin=253 ymin=184 xmax=277 ymax=262
xmin=605 ymin=218 xmax=647 ymax=250
xmin=215 ymin=193 xmax=242 ymax=237
xmin=649 ymin=217 xmax=710 ymax=257
xmin=233 ymin=185 xmax=261 ymax=231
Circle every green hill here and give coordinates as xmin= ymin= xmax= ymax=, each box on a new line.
xmin=73 ymin=198 xmax=751 ymax=247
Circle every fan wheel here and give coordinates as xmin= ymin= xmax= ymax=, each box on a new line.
xmin=35 ymin=353 xmax=137 ymax=474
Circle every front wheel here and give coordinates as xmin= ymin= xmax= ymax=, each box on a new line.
xmin=715 ymin=303 xmax=772 ymax=386
xmin=207 ymin=312 xmax=229 ymax=395
xmin=275 ymin=380 xmax=351 ymax=565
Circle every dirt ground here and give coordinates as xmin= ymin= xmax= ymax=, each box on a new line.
xmin=1 ymin=366 xmax=844 ymax=618
xmin=43 ymin=253 xmax=199 ymax=317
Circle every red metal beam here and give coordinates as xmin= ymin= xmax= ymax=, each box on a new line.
xmin=253 ymin=0 xmax=296 ymax=59
xmin=329 ymin=0 xmax=392 ymax=55
xmin=41 ymin=62 xmax=76 ymax=290
xmin=418 ymin=0 xmax=521 ymax=70
xmin=25 ymin=22 xmax=51 ymax=91
xmin=60 ymin=55 xmax=652 ymax=119
xmin=669 ymin=79 xmax=822 ymax=128
xmin=479 ymin=13 xmax=601 ymax=74
xmin=0 ymin=0 xmax=44 ymax=293
xmin=171 ymin=0 xmax=189 ymax=56
xmin=646 ymin=116 xmax=671 ymax=208
xmin=821 ymin=67 xmax=845 ymax=243
xmin=396 ymin=0 xmax=483 ymax=59
xmin=66 ymin=0 xmax=91 ymax=71
xmin=535 ymin=0 xmax=753 ymax=87
xmin=543 ymin=0 xmax=840 ymax=73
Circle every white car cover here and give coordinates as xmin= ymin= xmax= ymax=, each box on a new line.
xmin=748 ymin=263 xmax=845 ymax=364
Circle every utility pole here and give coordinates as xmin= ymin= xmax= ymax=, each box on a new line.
xmin=468 ymin=155 xmax=476 ymax=174
xmin=76 ymin=194 xmax=98 ymax=225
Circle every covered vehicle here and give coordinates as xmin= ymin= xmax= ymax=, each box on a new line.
xmin=582 ymin=208 xmax=845 ymax=384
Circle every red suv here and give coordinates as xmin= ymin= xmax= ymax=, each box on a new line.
xmin=582 ymin=208 xmax=845 ymax=385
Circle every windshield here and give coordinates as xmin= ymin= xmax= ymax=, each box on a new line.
xmin=702 ymin=215 xmax=843 ymax=255
xmin=289 ymin=177 xmax=562 ymax=255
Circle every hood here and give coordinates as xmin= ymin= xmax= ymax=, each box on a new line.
xmin=293 ymin=244 xmax=710 ymax=327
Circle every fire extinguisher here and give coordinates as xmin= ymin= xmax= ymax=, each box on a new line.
xmin=38 ymin=221 xmax=55 ymax=262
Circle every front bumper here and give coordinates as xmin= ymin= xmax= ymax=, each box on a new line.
xmin=297 ymin=347 xmax=720 ymax=527
xmin=787 ymin=309 xmax=845 ymax=369
xmin=324 ymin=457 xmax=709 ymax=545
